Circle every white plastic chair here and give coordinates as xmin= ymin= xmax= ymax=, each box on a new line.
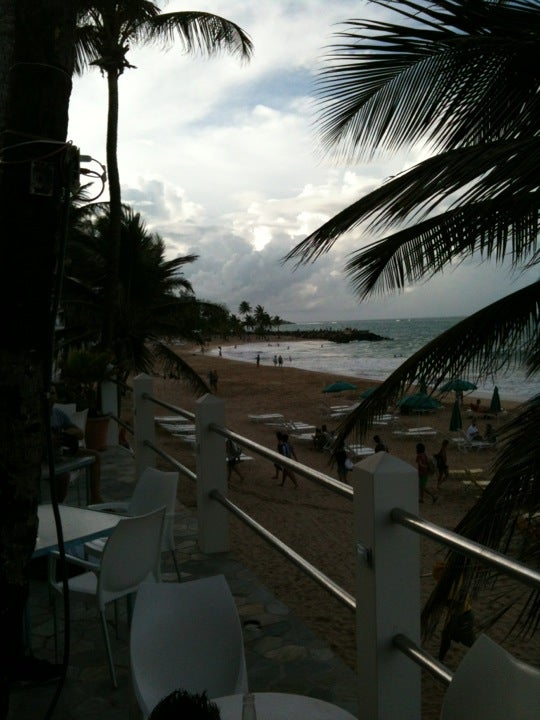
xmin=440 ymin=634 xmax=540 ymax=720
xmin=49 ymin=506 xmax=165 ymax=687
xmin=85 ymin=467 xmax=182 ymax=580
xmin=130 ymin=576 xmax=248 ymax=718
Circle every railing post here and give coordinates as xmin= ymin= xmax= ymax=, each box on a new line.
xmin=100 ymin=377 xmax=118 ymax=446
xmin=195 ymin=394 xmax=228 ymax=553
xmin=133 ymin=373 xmax=155 ymax=480
xmin=352 ymin=452 xmax=421 ymax=720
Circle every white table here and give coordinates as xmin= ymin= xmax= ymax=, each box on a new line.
xmin=34 ymin=503 xmax=120 ymax=558
xmin=215 ymin=692 xmax=357 ymax=719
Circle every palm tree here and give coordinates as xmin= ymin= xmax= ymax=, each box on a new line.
xmin=272 ymin=315 xmax=285 ymax=336
xmin=286 ymin=0 xmax=540 ymax=634
xmin=243 ymin=313 xmax=255 ymax=334
xmin=61 ymin=201 xmax=216 ymax=394
xmin=238 ymin=300 xmax=252 ymax=318
xmin=0 ymin=2 xmax=77 ymax=711
xmin=74 ymin=2 xmax=253 ymax=348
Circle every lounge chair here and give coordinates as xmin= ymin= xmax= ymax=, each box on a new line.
xmin=248 ymin=413 xmax=284 ymax=423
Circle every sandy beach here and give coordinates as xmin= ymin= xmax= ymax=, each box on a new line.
xmin=141 ymin=340 xmax=538 ymax=719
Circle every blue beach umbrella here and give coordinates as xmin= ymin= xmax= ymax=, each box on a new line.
xmin=323 ymin=381 xmax=357 ymax=393
xmin=440 ymin=379 xmax=477 ymax=393
xmin=397 ymin=393 xmax=443 ymax=411
xmin=360 ymin=387 xmax=377 ymax=399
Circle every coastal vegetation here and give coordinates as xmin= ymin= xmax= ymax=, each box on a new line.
xmin=288 ymin=0 xmax=540 ymax=635
xmin=73 ymin=3 xmax=253 ymax=350
xmin=60 ymin=200 xmax=229 ymax=396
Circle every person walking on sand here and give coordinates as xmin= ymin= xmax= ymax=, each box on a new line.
xmin=226 ymin=438 xmax=243 ymax=482
xmin=416 ymin=442 xmax=438 ymax=503
xmin=434 ymin=439 xmax=449 ymax=489
xmin=256 ymin=353 xmax=260 ymax=366
xmin=271 ymin=431 xmax=284 ymax=481
xmin=333 ymin=442 xmax=350 ymax=483
xmin=278 ymin=433 xmax=298 ymax=488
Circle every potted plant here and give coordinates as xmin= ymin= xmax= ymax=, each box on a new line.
xmin=60 ymin=348 xmax=113 ymax=450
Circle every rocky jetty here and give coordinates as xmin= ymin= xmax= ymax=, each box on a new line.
xmin=271 ymin=328 xmax=391 ymax=344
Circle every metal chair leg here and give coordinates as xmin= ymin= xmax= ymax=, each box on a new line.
xmin=99 ymin=610 xmax=117 ymax=688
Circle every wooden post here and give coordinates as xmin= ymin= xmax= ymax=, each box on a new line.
xmin=195 ymin=394 xmax=228 ymax=553
xmin=133 ymin=374 xmax=155 ymax=480
xmin=352 ymin=452 xmax=421 ymax=720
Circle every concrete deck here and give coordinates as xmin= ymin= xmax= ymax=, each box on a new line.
xmin=9 ymin=446 xmax=360 ymax=719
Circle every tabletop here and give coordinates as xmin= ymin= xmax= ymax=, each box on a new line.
xmin=214 ymin=692 xmax=357 ymax=720
xmin=34 ymin=503 xmax=120 ymax=557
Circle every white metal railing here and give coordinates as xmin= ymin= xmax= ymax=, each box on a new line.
xmin=131 ymin=374 xmax=540 ymax=720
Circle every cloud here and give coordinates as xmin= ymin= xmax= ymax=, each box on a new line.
xmin=68 ymin=1 xmax=537 ymax=324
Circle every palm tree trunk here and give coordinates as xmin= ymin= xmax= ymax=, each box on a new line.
xmin=0 ymin=1 xmax=76 ymax=712
xmin=103 ymin=70 xmax=122 ymax=350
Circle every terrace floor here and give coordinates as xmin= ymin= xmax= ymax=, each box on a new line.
xmin=8 ymin=446 xmax=360 ymax=720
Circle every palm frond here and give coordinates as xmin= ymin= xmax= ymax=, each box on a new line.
xmin=285 ymin=137 xmax=540 ymax=269
xmin=151 ymin=341 xmax=209 ymax=396
xmin=332 ymin=281 xmax=540 ymax=445
xmin=317 ymin=0 xmax=540 ymax=160
xmin=144 ymin=11 xmax=253 ymax=60
xmin=422 ymin=395 xmax=540 ymax=639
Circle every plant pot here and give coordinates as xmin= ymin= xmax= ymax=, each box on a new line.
xmin=85 ymin=415 xmax=110 ymax=451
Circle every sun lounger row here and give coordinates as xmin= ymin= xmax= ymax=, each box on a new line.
xmin=248 ymin=413 xmax=284 ymax=423
xmin=392 ymin=426 xmax=438 ymax=438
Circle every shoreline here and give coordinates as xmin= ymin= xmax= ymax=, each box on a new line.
xmin=191 ymin=337 xmax=525 ymax=406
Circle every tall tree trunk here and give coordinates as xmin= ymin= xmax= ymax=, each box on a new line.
xmin=0 ymin=2 xmax=76 ymax=715
xmin=102 ymin=70 xmax=122 ymax=350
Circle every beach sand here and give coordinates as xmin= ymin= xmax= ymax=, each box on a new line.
xmin=140 ymin=341 xmax=538 ymax=719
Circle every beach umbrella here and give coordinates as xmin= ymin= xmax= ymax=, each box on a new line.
xmin=323 ymin=380 xmax=357 ymax=393
xmin=449 ymin=400 xmax=462 ymax=431
xmin=440 ymin=379 xmax=477 ymax=393
xmin=490 ymin=386 xmax=502 ymax=413
xmin=360 ymin=387 xmax=377 ymax=399
xmin=397 ymin=393 xmax=443 ymax=410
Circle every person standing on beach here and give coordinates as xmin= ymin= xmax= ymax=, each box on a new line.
xmin=226 ymin=438 xmax=243 ymax=482
xmin=373 ymin=435 xmax=388 ymax=452
xmin=333 ymin=442 xmax=350 ymax=483
xmin=256 ymin=353 xmax=260 ymax=366
xmin=278 ymin=433 xmax=298 ymax=488
xmin=272 ymin=431 xmax=284 ymax=481
xmin=434 ymin=439 xmax=449 ymax=489
xmin=416 ymin=442 xmax=437 ymax=503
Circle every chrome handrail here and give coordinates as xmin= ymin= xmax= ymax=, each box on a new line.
xmin=143 ymin=393 xmax=195 ymax=422
xmin=210 ymin=423 xmax=353 ymax=499
xmin=393 ymin=634 xmax=453 ymax=686
xmin=210 ymin=488 xmax=356 ymax=612
xmin=392 ymin=508 xmax=540 ymax=590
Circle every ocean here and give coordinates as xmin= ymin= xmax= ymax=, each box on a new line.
xmin=213 ymin=316 xmax=540 ymax=403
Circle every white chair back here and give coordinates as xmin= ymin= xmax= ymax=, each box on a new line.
xmin=130 ymin=575 xmax=248 ymax=718
xmin=127 ymin=467 xmax=179 ymax=553
xmin=98 ymin=507 xmax=165 ymax=607
xmin=441 ymin=634 xmax=540 ymax=720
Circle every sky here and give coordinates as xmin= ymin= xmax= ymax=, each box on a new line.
xmin=67 ymin=0 xmax=537 ymax=324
